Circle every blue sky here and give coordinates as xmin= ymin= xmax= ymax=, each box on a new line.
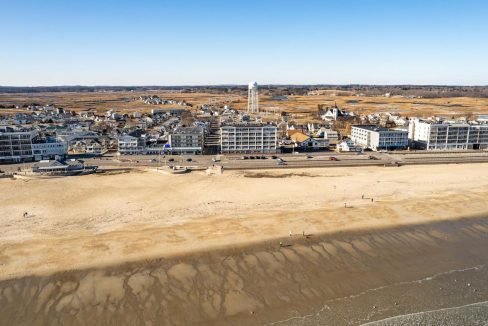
xmin=1 ymin=0 xmax=488 ymax=86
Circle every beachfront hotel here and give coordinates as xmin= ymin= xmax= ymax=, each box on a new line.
xmin=0 ymin=126 xmax=37 ymax=163
xmin=408 ymin=118 xmax=488 ymax=150
xmin=168 ymin=127 xmax=205 ymax=155
xmin=351 ymin=125 xmax=409 ymax=151
xmin=220 ymin=123 xmax=277 ymax=153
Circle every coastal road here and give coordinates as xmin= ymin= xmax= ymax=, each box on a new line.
xmin=3 ymin=151 xmax=488 ymax=173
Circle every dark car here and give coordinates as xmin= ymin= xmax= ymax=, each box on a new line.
xmin=186 ymin=158 xmax=193 ymax=162
xmin=241 ymin=156 xmax=249 ymax=160
xmin=329 ymin=156 xmax=339 ymax=161
xmin=249 ymin=156 xmax=255 ymax=159
xmin=271 ymin=155 xmax=278 ymax=159
xmin=307 ymin=155 xmax=313 ymax=159
xmin=368 ymin=155 xmax=378 ymax=160
xmin=168 ymin=158 xmax=175 ymax=162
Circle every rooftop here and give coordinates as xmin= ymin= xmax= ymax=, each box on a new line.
xmin=221 ymin=122 xmax=277 ymax=128
xmin=172 ymin=127 xmax=204 ymax=135
xmin=352 ymin=125 xmax=391 ymax=132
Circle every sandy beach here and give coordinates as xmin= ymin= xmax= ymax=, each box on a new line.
xmin=1 ymin=163 xmax=488 ymax=325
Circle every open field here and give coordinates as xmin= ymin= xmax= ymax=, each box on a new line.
xmin=2 ymin=90 xmax=488 ymax=119
xmin=1 ymin=164 xmax=488 ymax=324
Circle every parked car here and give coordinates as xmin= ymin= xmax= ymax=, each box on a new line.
xmin=368 ymin=155 xmax=378 ymax=160
xmin=250 ymin=156 xmax=256 ymax=159
xmin=241 ymin=156 xmax=249 ymax=160
xmin=186 ymin=158 xmax=192 ymax=162
xmin=329 ymin=156 xmax=339 ymax=161
xmin=271 ymin=155 xmax=278 ymax=159
xmin=307 ymin=155 xmax=313 ymax=159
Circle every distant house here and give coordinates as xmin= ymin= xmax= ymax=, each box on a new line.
xmin=336 ymin=139 xmax=362 ymax=152
xmin=316 ymin=128 xmax=340 ymax=145
xmin=290 ymin=132 xmax=329 ymax=150
xmin=85 ymin=139 xmax=104 ymax=154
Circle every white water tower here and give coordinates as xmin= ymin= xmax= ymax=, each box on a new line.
xmin=247 ymin=81 xmax=259 ymax=113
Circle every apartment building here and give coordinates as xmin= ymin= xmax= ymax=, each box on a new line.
xmin=168 ymin=127 xmax=204 ymax=154
xmin=351 ymin=125 xmax=408 ymax=151
xmin=0 ymin=126 xmax=38 ymax=162
xmin=32 ymin=137 xmax=68 ymax=160
xmin=117 ymin=135 xmax=145 ymax=155
xmin=220 ymin=123 xmax=277 ymax=153
xmin=408 ymin=118 xmax=488 ymax=150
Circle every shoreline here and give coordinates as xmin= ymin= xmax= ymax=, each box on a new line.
xmin=1 ymin=215 xmax=488 ymax=325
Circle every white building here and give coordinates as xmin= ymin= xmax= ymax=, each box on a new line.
xmin=320 ymin=107 xmax=347 ymax=121
xmin=0 ymin=126 xmax=67 ymax=162
xmin=32 ymin=138 xmax=67 ymax=160
xmin=220 ymin=123 xmax=277 ymax=153
xmin=118 ymin=135 xmax=145 ymax=155
xmin=351 ymin=125 xmax=408 ymax=151
xmin=316 ymin=128 xmax=340 ymax=145
xmin=408 ymin=118 xmax=488 ymax=150
xmin=337 ymin=139 xmax=362 ymax=152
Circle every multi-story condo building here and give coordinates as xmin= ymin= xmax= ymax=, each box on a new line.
xmin=32 ymin=137 xmax=68 ymax=160
xmin=220 ymin=123 xmax=277 ymax=153
xmin=168 ymin=127 xmax=204 ymax=154
xmin=351 ymin=125 xmax=408 ymax=151
xmin=0 ymin=126 xmax=38 ymax=163
xmin=408 ymin=118 xmax=488 ymax=150
xmin=117 ymin=135 xmax=146 ymax=155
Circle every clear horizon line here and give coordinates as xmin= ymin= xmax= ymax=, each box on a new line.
xmin=1 ymin=83 xmax=488 ymax=88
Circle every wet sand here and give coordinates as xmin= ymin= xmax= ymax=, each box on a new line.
xmin=1 ymin=216 xmax=488 ymax=325
xmin=1 ymin=164 xmax=488 ymax=324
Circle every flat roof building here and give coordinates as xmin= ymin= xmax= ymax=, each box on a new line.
xmin=220 ymin=123 xmax=277 ymax=153
xmin=0 ymin=126 xmax=38 ymax=163
xmin=168 ymin=127 xmax=204 ymax=154
xmin=118 ymin=135 xmax=145 ymax=155
xmin=351 ymin=125 xmax=408 ymax=151
xmin=408 ymin=118 xmax=488 ymax=150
